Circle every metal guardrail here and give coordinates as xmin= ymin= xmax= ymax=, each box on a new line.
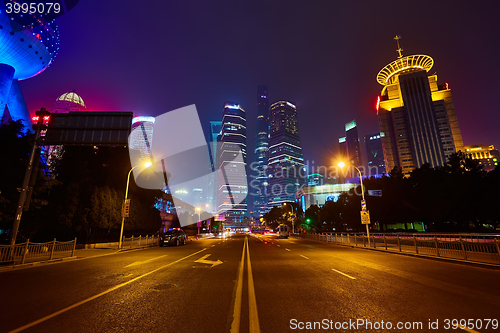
xmin=0 ymin=238 xmax=77 ymax=265
xmin=121 ymin=235 xmax=159 ymax=249
xmin=301 ymin=233 xmax=500 ymax=265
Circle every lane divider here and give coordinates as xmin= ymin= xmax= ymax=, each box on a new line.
xmin=230 ymin=237 xmax=261 ymax=333
xmin=8 ymin=248 xmax=208 ymax=333
xmin=285 ymin=248 xmax=291 ymax=251
xmin=299 ymin=255 xmax=309 ymax=260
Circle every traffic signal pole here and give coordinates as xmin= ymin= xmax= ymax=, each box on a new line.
xmin=9 ymin=108 xmax=49 ymax=247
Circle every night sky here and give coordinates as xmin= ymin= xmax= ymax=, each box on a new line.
xmin=20 ymin=0 xmax=500 ymax=168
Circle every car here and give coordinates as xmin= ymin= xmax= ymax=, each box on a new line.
xmin=159 ymin=229 xmax=187 ymax=247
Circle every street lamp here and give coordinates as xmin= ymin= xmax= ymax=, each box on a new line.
xmin=118 ymin=162 xmax=152 ymax=249
xmin=338 ymin=161 xmax=371 ymax=247
xmin=283 ymin=203 xmax=295 ymax=234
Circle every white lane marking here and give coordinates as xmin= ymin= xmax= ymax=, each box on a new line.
xmin=277 ymin=245 xmax=280 ymax=247
xmin=299 ymin=255 xmax=309 ymax=260
xmin=211 ymin=245 xmax=215 ymax=247
xmin=124 ymin=254 xmax=168 ymax=268
xmin=454 ymin=324 xmax=480 ymax=333
xmin=331 ymin=268 xmax=356 ymax=280
xmin=194 ymin=254 xmax=223 ymax=268
xmin=9 ymin=248 xmax=208 ymax=333
xmin=285 ymin=248 xmax=291 ymax=251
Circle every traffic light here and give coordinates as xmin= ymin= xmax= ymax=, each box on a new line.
xmin=123 ymin=199 xmax=130 ymax=217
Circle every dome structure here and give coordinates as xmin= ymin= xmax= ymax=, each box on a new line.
xmin=54 ymin=91 xmax=86 ymax=112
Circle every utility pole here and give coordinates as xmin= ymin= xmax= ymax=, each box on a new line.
xmin=9 ymin=108 xmax=50 ymax=246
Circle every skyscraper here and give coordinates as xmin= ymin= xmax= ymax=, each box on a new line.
xmin=376 ymin=39 xmax=464 ymax=175
xmin=207 ymin=120 xmax=222 ymax=214
xmin=218 ymin=102 xmax=247 ymax=222
xmin=364 ymin=133 xmax=386 ymax=175
xmin=251 ymin=85 xmax=269 ymax=217
xmin=344 ymin=120 xmax=363 ymax=168
xmin=267 ymin=101 xmax=305 ymax=207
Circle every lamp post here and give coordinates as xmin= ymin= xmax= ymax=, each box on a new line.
xmin=196 ymin=207 xmax=201 ymax=235
xmin=338 ymin=162 xmax=370 ymax=247
xmin=283 ymin=202 xmax=295 ymax=234
xmin=118 ymin=162 xmax=151 ymax=249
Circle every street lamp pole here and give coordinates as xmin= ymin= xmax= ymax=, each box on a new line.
xmin=283 ymin=203 xmax=295 ymax=234
xmin=119 ymin=162 xmax=151 ymax=249
xmin=339 ymin=162 xmax=370 ymax=247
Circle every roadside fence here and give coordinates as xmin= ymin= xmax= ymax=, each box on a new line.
xmin=121 ymin=235 xmax=159 ymax=249
xmin=0 ymin=238 xmax=77 ymax=265
xmin=300 ymin=233 xmax=500 ymax=265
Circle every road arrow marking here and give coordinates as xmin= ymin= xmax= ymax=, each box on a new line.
xmin=194 ymin=254 xmax=223 ymax=268
xmin=125 ymin=255 xmax=168 ymax=268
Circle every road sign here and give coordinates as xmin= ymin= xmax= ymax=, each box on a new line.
xmin=43 ymin=111 xmax=133 ymax=146
xmin=368 ymin=190 xmax=382 ymax=197
xmin=360 ymin=210 xmax=371 ymax=224
xmin=361 ymin=199 xmax=367 ymax=211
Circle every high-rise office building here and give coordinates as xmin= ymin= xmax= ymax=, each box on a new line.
xmin=252 ymin=85 xmax=269 ymax=217
xmin=218 ymin=102 xmax=247 ymax=222
xmin=344 ymin=120 xmax=363 ymax=168
xmin=129 ymin=116 xmax=155 ymax=158
xmin=267 ymin=101 xmax=305 ymax=207
xmin=376 ymin=40 xmax=464 ymax=175
xmin=339 ymin=137 xmax=347 ymax=159
xmin=364 ymin=133 xmax=386 ymax=175
xmin=207 ymin=120 xmax=222 ymax=214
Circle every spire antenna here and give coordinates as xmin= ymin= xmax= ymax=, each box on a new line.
xmin=394 ymin=35 xmax=403 ymax=58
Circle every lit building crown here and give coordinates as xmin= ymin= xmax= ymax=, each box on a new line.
xmin=377 ymin=54 xmax=434 ymax=86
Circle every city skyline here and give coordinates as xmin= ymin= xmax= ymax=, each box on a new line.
xmin=16 ymin=1 xmax=500 ymax=170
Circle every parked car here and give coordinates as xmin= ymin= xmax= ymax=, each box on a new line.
xmin=159 ymin=229 xmax=187 ymax=247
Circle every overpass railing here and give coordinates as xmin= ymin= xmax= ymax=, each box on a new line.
xmin=300 ymin=233 xmax=500 ymax=265
xmin=0 ymin=238 xmax=77 ymax=266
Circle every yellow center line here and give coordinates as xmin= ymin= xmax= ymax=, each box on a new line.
xmin=8 ymin=248 xmax=208 ymax=333
xmin=246 ymin=237 xmax=261 ymax=333
xmin=230 ymin=239 xmax=246 ymax=333
xmin=331 ymin=268 xmax=356 ymax=280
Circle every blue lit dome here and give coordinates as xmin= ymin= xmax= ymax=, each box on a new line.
xmin=0 ymin=12 xmax=59 ymax=80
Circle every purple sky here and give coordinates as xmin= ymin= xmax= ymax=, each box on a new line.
xmin=20 ymin=0 xmax=500 ymax=167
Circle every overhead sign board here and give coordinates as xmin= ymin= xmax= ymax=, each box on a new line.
xmin=360 ymin=211 xmax=371 ymax=225
xmin=43 ymin=111 xmax=133 ymax=146
xmin=368 ymin=190 xmax=382 ymax=197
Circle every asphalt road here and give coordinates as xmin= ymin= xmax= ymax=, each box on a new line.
xmin=1 ymin=234 xmax=499 ymax=333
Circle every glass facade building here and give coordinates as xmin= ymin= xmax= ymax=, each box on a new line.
xmin=267 ymin=101 xmax=305 ymax=208
xmin=364 ymin=132 xmax=386 ymax=175
xmin=251 ymin=85 xmax=269 ymax=217
xmin=218 ymin=102 xmax=247 ymax=222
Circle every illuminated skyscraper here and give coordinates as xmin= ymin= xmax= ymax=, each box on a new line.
xmin=207 ymin=120 xmax=222 ymax=214
xmin=364 ymin=132 xmax=386 ymax=175
xmin=129 ymin=116 xmax=155 ymax=159
xmin=252 ymin=85 xmax=269 ymax=216
xmin=267 ymin=101 xmax=305 ymax=207
xmin=344 ymin=120 xmax=363 ymax=168
xmin=0 ymin=11 xmax=59 ymax=124
xmin=376 ymin=38 xmax=464 ymax=175
xmin=218 ymin=102 xmax=247 ymax=222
